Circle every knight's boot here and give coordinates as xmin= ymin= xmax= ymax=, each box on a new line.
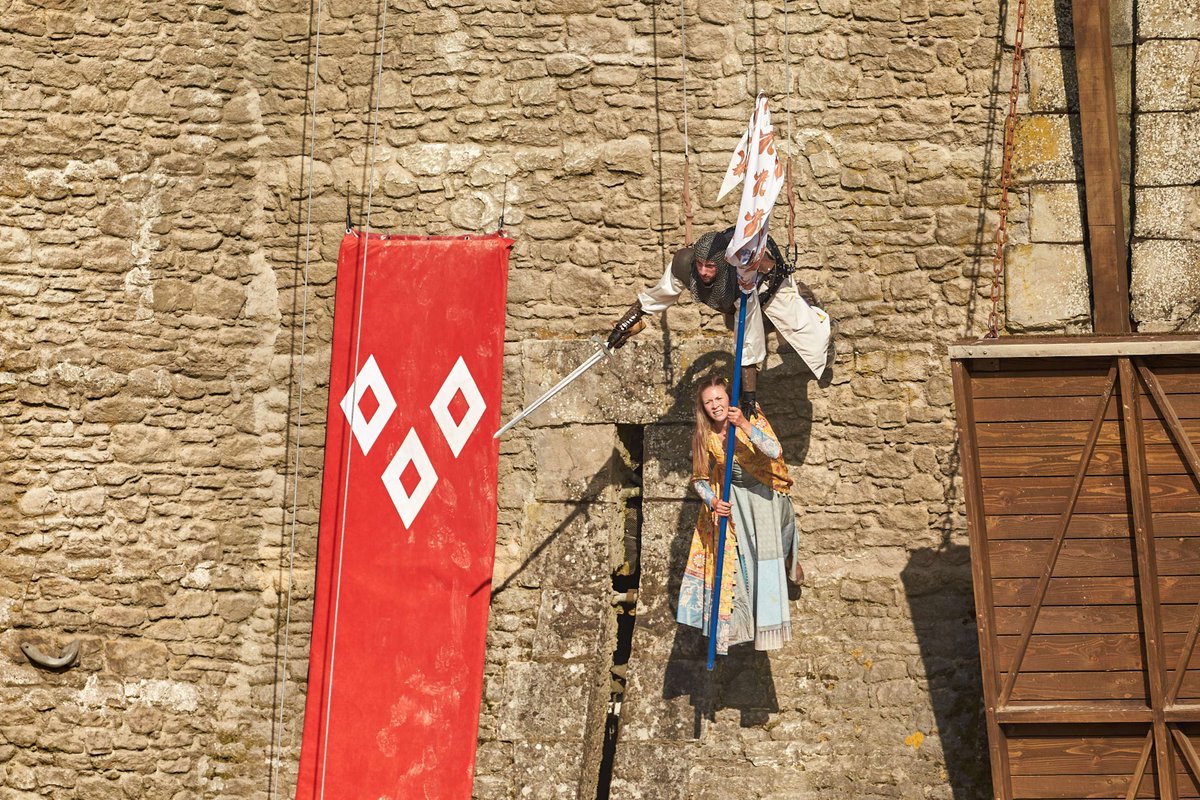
xmin=606 ymin=302 xmax=646 ymax=350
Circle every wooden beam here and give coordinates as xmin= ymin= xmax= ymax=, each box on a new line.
xmin=1072 ymin=0 xmax=1131 ymax=333
xmin=952 ymin=361 xmax=1013 ymax=800
xmin=1118 ymin=358 xmax=1178 ymax=798
xmin=995 ymin=702 xmax=1153 ymax=723
xmin=950 ymin=336 xmax=1200 ymax=360
xmin=1124 ymin=731 xmax=1154 ymax=800
xmin=1138 ymin=362 xmax=1200 ymax=705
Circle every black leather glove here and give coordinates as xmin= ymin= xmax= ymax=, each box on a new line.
xmin=740 ymin=390 xmax=757 ymax=420
xmin=739 ymin=364 xmax=758 ymax=420
xmin=606 ymin=302 xmax=645 ymax=350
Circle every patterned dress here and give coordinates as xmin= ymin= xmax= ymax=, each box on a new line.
xmin=675 ymin=408 xmax=800 ymax=654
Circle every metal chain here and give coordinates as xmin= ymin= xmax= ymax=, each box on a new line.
xmin=988 ymin=0 xmax=1028 ymax=339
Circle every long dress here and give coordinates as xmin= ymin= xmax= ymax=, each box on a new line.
xmin=675 ymin=408 xmax=800 ymax=654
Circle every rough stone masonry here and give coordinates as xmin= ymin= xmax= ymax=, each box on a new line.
xmin=0 ymin=0 xmax=1196 ymax=798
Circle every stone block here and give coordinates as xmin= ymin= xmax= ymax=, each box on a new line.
xmin=601 ymin=136 xmax=653 ymax=175
xmin=515 ymin=502 xmax=614 ymax=589
xmin=1137 ymin=40 xmax=1200 ymax=112
xmin=17 ymin=485 xmax=59 ymax=516
xmin=0 ymin=227 xmax=33 ymax=263
xmin=1131 ymin=239 xmax=1200 ymax=328
xmin=498 ymin=661 xmax=594 ymax=740
xmin=1025 ymin=47 xmax=1077 ymax=113
xmin=110 ymin=424 xmax=176 ymax=463
xmin=1012 ymin=115 xmax=1080 ymax=183
xmin=512 ymin=739 xmax=587 ymax=799
xmin=532 ymin=425 xmax=620 ymax=501
xmin=609 ymin=741 xmax=696 ymax=799
xmin=531 ymin=587 xmax=608 ymax=662
xmin=1029 ymin=183 xmax=1084 ymax=243
xmin=1135 ymin=186 xmax=1200 ymax=239
xmin=1004 ymin=243 xmax=1090 ymax=331
xmin=1139 ymin=0 xmax=1200 ymax=38
xmin=1136 ymin=113 xmax=1200 ymax=185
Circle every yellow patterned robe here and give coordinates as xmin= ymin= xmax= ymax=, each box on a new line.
xmin=676 ymin=408 xmax=793 ymax=653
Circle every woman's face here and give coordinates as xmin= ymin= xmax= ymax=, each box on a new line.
xmin=701 ymin=385 xmax=730 ymax=424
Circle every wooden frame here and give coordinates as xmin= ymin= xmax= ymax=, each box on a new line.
xmin=953 ymin=336 xmax=1200 ymax=800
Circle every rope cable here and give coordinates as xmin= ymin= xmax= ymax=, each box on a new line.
xmin=318 ymin=0 xmax=389 ymax=793
xmin=270 ymin=0 xmax=323 ymax=794
xmin=783 ymin=0 xmax=797 ymax=259
xmin=680 ymin=0 xmax=693 ymax=245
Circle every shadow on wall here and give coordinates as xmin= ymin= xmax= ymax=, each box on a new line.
xmin=900 ymin=435 xmax=992 ymax=800
xmin=900 ymin=542 xmax=992 ymax=800
xmin=658 ymin=348 xmax=818 ymax=733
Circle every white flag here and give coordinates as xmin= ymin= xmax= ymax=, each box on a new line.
xmin=718 ymin=94 xmax=786 ymax=291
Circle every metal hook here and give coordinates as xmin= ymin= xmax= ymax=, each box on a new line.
xmin=21 ymin=639 xmax=81 ymax=671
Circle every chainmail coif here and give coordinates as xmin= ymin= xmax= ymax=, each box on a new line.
xmin=687 ymin=227 xmax=789 ymax=314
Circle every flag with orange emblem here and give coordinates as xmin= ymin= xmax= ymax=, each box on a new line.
xmin=716 ymin=93 xmax=786 ymax=290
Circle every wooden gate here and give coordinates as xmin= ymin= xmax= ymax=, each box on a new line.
xmin=951 ymin=335 xmax=1200 ymax=799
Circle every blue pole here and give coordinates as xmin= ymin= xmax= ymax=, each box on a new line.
xmin=707 ymin=290 xmax=751 ymax=671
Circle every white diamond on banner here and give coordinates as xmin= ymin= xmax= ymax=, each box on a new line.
xmin=339 ymin=354 xmax=396 ymax=456
xmin=381 ymin=429 xmax=439 ymax=529
xmin=430 ymin=356 xmax=487 ymax=458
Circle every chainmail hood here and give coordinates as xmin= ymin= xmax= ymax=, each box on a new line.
xmin=687 ymin=226 xmax=788 ymax=313
xmin=688 ymin=228 xmax=737 ymax=313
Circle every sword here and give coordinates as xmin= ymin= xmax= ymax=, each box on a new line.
xmin=494 ymin=336 xmax=615 ymax=438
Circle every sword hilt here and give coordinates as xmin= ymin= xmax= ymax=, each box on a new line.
xmin=591 ymin=335 xmax=615 ymax=361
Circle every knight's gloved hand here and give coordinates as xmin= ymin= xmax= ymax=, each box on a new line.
xmin=606 ymin=303 xmax=645 ymax=350
xmin=740 ymin=391 xmax=757 ymax=420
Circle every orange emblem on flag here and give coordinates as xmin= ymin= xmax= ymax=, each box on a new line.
xmin=743 ymin=208 xmax=765 ymax=238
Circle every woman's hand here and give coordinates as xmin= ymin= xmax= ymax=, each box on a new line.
xmin=713 ymin=498 xmax=732 ymax=517
xmin=726 ymin=406 xmax=751 ymax=433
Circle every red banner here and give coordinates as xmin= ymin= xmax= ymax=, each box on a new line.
xmin=296 ymin=232 xmax=511 ymax=800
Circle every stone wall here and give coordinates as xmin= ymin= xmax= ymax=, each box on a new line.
xmin=1009 ymin=0 xmax=1200 ymax=332
xmin=1 ymin=0 xmax=1196 ymax=799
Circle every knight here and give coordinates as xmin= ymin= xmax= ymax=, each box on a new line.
xmin=605 ymin=225 xmax=831 ymax=413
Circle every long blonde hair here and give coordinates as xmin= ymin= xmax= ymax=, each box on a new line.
xmin=691 ymin=374 xmax=730 ymax=477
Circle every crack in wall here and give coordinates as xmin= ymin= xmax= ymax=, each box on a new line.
xmin=595 ymin=424 xmax=644 ymax=800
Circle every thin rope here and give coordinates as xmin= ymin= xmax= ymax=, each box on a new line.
xmin=784 ymin=0 xmax=793 ymax=140
xmin=680 ymin=0 xmax=693 ymax=245
xmin=783 ymin=0 xmax=797 ymax=258
xmin=680 ymin=0 xmax=689 ymax=155
xmin=318 ymin=0 xmax=389 ymax=794
xmin=270 ymin=0 xmax=323 ymax=794
xmin=751 ymin=1 xmax=760 ymax=98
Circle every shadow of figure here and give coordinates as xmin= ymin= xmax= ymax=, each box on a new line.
xmin=658 ymin=346 xmax=821 ymax=735
xmin=899 ymin=440 xmax=991 ymax=799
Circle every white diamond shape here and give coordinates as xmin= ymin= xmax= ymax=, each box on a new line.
xmin=381 ymin=429 xmax=439 ymax=529
xmin=339 ymin=354 xmax=396 ymax=456
xmin=430 ymin=356 xmax=486 ymax=458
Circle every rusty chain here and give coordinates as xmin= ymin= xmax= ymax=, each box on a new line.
xmin=988 ymin=0 xmax=1028 ymax=338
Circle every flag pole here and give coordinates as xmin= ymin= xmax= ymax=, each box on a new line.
xmin=707 ymin=290 xmax=751 ymax=671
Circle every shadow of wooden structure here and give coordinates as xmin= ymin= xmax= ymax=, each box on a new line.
xmin=951 ymin=1 xmax=1200 ymax=797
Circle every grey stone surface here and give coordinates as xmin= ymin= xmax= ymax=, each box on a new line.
xmin=1004 ymin=243 xmax=1091 ymax=331
xmin=1029 ymin=184 xmax=1084 ymax=243
xmin=1 ymin=0 xmax=1198 ymax=799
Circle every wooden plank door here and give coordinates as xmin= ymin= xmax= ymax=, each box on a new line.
xmin=953 ymin=352 xmax=1200 ymax=799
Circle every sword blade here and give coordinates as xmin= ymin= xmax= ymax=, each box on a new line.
xmin=494 ymin=347 xmax=609 ymax=438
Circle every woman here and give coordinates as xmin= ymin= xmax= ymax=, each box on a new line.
xmin=676 ymin=374 xmax=801 ymax=654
